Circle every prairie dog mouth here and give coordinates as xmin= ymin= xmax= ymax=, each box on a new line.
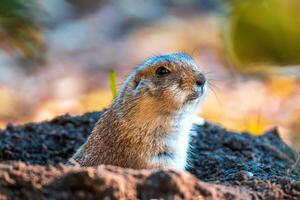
xmin=186 ymin=81 xmax=208 ymax=102
xmin=168 ymin=81 xmax=207 ymax=105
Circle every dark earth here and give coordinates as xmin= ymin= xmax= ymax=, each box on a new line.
xmin=0 ymin=111 xmax=299 ymax=199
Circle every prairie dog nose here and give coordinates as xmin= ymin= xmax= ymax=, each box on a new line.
xmin=195 ymin=73 xmax=206 ymax=88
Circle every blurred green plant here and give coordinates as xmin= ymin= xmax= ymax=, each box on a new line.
xmin=0 ymin=0 xmax=45 ymax=63
xmin=109 ymin=69 xmax=117 ymax=99
xmin=225 ymin=0 xmax=300 ymax=75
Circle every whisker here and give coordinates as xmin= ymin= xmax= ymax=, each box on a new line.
xmin=206 ymin=78 xmax=224 ymax=82
xmin=204 ymin=72 xmax=216 ymax=77
xmin=209 ymin=75 xmax=236 ymax=84
xmin=208 ymin=81 xmax=221 ymax=92
xmin=205 ymin=74 xmax=229 ymax=81
xmin=203 ymin=70 xmax=231 ymax=83
xmin=207 ymin=84 xmax=222 ymax=106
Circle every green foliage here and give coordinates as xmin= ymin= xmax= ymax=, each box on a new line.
xmin=225 ymin=0 xmax=300 ymax=74
xmin=109 ymin=69 xmax=118 ymax=99
xmin=0 ymin=0 xmax=45 ymax=63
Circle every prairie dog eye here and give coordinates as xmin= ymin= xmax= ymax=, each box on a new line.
xmin=156 ymin=66 xmax=170 ymax=77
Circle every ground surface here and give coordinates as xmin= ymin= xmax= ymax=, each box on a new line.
xmin=0 ymin=111 xmax=299 ymax=199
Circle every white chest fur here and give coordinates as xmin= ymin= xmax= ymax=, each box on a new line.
xmin=151 ymin=104 xmax=198 ymax=170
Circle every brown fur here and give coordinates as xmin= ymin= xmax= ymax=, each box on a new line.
xmin=72 ymin=53 xmax=206 ymax=169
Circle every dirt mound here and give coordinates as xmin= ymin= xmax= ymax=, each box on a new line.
xmin=0 ymin=111 xmax=299 ymax=199
xmin=0 ymin=162 xmax=254 ymax=200
xmin=0 ymin=112 xmax=101 ymax=165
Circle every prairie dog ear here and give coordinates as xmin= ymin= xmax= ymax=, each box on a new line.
xmin=132 ymin=78 xmax=152 ymax=95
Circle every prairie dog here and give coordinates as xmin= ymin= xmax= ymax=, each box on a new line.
xmin=72 ymin=53 xmax=207 ymax=170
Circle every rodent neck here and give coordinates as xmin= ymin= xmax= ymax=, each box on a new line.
xmin=111 ymin=96 xmax=198 ymax=138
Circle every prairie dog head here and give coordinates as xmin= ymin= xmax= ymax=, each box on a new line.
xmin=114 ymin=53 xmax=207 ymax=119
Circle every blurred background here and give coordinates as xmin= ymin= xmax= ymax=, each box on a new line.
xmin=0 ymin=0 xmax=300 ymax=148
